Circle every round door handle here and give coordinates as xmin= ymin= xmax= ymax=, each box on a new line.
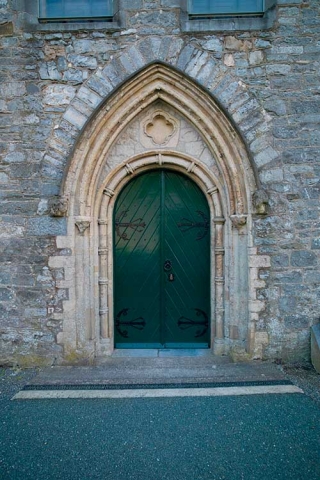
xmin=163 ymin=260 xmax=172 ymax=271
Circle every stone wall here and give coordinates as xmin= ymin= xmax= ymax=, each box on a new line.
xmin=0 ymin=0 xmax=319 ymax=365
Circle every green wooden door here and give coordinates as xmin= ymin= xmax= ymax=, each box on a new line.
xmin=114 ymin=170 xmax=210 ymax=348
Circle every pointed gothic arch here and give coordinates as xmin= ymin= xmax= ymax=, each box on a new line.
xmin=62 ymin=63 xmax=257 ymax=219
xmin=52 ymin=63 xmax=266 ymax=362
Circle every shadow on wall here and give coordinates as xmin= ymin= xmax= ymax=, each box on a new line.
xmin=311 ymin=324 xmax=320 ymax=373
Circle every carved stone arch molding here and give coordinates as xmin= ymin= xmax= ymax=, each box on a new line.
xmin=63 ymin=63 xmax=257 ymax=218
xmin=52 ymin=64 xmax=268 ymax=363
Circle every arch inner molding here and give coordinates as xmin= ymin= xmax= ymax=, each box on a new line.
xmin=97 ymin=151 xmax=225 ymax=353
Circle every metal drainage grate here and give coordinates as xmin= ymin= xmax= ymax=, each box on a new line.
xmin=23 ymin=379 xmax=293 ymax=391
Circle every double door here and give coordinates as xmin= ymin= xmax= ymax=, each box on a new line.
xmin=114 ymin=170 xmax=210 ymax=348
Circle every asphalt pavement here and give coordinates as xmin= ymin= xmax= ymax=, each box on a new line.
xmin=1 ymin=367 xmax=320 ymax=480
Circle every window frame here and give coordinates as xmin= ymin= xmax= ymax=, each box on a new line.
xmin=188 ymin=0 xmax=276 ymax=18
xmin=22 ymin=0 xmax=120 ymax=32
xmin=38 ymin=0 xmax=114 ymax=23
xmin=181 ymin=0 xmax=277 ymax=32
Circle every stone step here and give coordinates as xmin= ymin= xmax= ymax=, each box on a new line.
xmin=28 ymin=358 xmax=286 ymax=387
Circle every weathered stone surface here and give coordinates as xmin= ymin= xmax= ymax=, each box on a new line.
xmin=63 ymin=107 xmax=88 ymax=129
xmin=43 ymin=85 xmax=76 ymax=106
xmin=39 ymin=62 xmax=62 ymax=80
xmin=26 ymin=217 xmax=67 ymax=236
xmin=0 ymin=0 xmax=319 ymax=366
xmin=291 ymin=251 xmax=317 ymax=268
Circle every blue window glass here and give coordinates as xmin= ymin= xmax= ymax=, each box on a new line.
xmin=39 ymin=0 xmax=113 ymax=20
xmin=189 ymin=0 xmax=265 ymax=15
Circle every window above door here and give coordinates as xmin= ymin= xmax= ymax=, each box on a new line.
xmin=188 ymin=0 xmax=275 ymax=17
xmin=183 ymin=0 xmax=276 ymax=32
xmin=39 ymin=0 xmax=113 ymax=22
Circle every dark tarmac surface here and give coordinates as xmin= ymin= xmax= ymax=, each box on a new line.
xmin=1 ymin=365 xmax=320 ymax=480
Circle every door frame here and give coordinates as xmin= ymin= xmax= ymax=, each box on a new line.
xmin=113 ymin=169 xmax=212 ymax=349
xmin=98 ymin=151 xmax=227 ymax=355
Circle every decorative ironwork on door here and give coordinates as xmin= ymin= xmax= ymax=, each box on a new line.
xmin=115 ymin=210 xmax=146 ymax=240
xmin=115 ymin=308 xmax=146 ymax=339
xmin=177 ymin=210 xmax=209 ymax=240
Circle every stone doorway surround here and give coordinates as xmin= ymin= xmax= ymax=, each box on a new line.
xmin=49 ymin=63 xmax=270 ymax=364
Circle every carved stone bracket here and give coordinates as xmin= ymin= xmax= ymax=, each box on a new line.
xmin=252 ymin=189 xmax=269 ymax=215
xmin=75 ymin=221 xmax=90 ymax=234
xmin=49 ymin=196 xmax=68 ymax=217
xmin=230 ymin=214 xmax=247 ymax=228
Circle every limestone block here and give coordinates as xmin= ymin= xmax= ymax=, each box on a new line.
xmin=26 ymin=217 xmax=67 ymax=236
xmin=62 ymin=69 xmax=84 ymax=83
xmin=224 ymin=36 xmax=243 ymax=50
xmin=43 ymin=84 xmax=76 ymax=105
xmin=87 ymin=73 xmax=112 ymax=97
xmin=249 ymin=50 xmax=264 ymax=66
xmin=0 ymin=82 xmax=26 ymax=98
xmin=255 ymin=146 xmax=279 ymax=168
xmin=224 ymin=54 xmax=235 ymax=67
xmin=291 ymin=251 xmax=317 ymax=267
xmin=67 ymin=54 xmax=98 ymax=70
xmin=266 ymin=64 xmax=291 ymax=75
xmin=260 ymin=168 xmax=284 ymax=183
xmin=77 ymin=86 xmax=102 ymax=109
xmin=63 ymin=107 xmax=88 ymax=130
xmin=249 ymin=255 xmax=271 ymax=268
xmin=39 ymin=62 xmax=62 ymax=81
xmin=249 ymin=300 xmax=266 ymax=314
xmin=202 ymin=38 xmax=223 ymax=52
xmin=311 ymin=324 xmax=320 ymax=374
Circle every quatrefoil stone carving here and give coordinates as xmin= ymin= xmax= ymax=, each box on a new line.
xmin=143 ymin=110 xmax=177 ymax=146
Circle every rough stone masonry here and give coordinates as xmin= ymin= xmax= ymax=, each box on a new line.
xmin=0 ymin=0 xmax=319 ymax=366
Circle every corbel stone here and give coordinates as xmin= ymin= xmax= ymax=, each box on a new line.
xmin=230 ymin=214 xmax=247 ymax=228
xmin=49 ymin=196 xmax=68 ymax=217
xmin=75 ymin=221 xmax=90 ymax=235
xmin=252 ymin=189 xmax=269 ymax=215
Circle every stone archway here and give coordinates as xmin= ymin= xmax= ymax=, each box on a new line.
xmin=50 ymin=63 xmax=268 ymax=363
xmin=99 ymin=151 xmax=225 ymax=355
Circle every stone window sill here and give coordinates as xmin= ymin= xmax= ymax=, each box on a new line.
xmin=33 ymin=20 xmax=120 ymax=32
xmin=20 ymin=17 xmax=120 ymax=33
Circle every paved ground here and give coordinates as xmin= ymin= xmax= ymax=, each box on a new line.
xmin=1 ymin=361 xmax=320 ymax=480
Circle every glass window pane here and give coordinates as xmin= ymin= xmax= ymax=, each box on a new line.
xmin=39 ymin=0 xmax=113 ymax=19
xmin=189 ymin=0 xmax=264 ymax=14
